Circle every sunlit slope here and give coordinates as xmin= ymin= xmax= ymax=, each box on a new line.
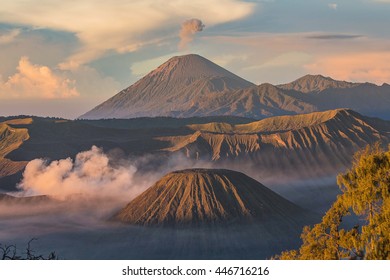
xmin=0 ymin=118 xmax=31 ymax=178
xmin=0 ymin=118 xmax=31 ymax=158
xmin=188 ymin=109 xmax=343 ymax=133
xmin=115 ymin=169 xmax=305 ymax=227
xmin=80 ymin=54 xmax=254 ymax=119
xmin=277 ymin=74 xmax=359 ymax=93
xmin=164 ymin=109 xmax=390 ymax=173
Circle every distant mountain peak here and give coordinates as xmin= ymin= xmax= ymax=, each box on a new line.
xmin=79 ymin=54 xmax=390 ymax=120
xmin=80 ymin=54 xmax=254 ymax=120
xmin=144 ymin=53 xmax=248 ymax=82
xmin=302 ymin=74 xmax=333 ymax=80
xmin=278 ymin=74 xmax=359 ymax=93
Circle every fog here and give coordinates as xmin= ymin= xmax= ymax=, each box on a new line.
xmin=0 ymin=146 xmax=341 ymax=259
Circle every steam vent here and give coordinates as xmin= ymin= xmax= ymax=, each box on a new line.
xmin=114 ymin=169 xmax=304 ymax=227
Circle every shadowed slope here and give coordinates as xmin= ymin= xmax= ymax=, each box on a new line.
xmin=278 ymin=75 xmax=390 ymax=119
xmin=114 ymin=169 xmax=304 ymax=226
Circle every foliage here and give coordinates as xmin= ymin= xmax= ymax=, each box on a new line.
xmin=0 ymin=238 xmax=57 ymax=260
xmin=276 ymin=143 xmax=390 ymax=260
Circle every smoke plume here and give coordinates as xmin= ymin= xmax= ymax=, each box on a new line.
xmin=179 ymin=18 xmax=205 ymax=50
xmin=17 ymin=146 xmax=145 ymax=200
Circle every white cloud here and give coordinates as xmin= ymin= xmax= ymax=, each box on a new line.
xmin=0 ymin=57 xmax=79 ymax=99
xmin=0 ymin=29 xmax=20 ymax=45
xmin=18 ymin=146 xmax=141 ymax=199
xmin=0 ymin=0 xmax=254 ymax=68
xmin=328 ymin=3 xmax=338 ymax=10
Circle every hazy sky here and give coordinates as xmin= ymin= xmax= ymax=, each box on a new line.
xmin=1 ymin=0 xmax=390 ymax=118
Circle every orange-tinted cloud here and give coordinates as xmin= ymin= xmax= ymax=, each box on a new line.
xmin=305 ymin=52 xmax=390 ymax=84
xmin=0 ymin=57 xmax=79 ymax=99
xmin=0 ymin=0 xmax=254 ymax=68
xmin=206 ymin=32 xmax=390 ymax=84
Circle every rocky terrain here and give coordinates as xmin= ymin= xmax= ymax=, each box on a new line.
xmin=114 ymin=169 xmax=306 ymax=227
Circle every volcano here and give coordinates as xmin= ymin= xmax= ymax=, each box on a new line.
xmin=114 ymin=169 xmax=305 ymax=227
xmin=80 ymin=54 xmax=390 ymax=120
xmin=80 ymin=54 xmax=254 ymax=119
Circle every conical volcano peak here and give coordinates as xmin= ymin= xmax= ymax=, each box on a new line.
xmin=80 ymin=54 xmax=254 ymax=119
xmin=170 ymin=168 xmax=238 ymax=175
xmin=114 ymin=168 xmax=303 ymax=227
xmin=146 ymin=54 xmax=249 ymax=82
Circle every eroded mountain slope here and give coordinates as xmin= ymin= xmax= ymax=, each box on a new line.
xmin=115 ymin=169 xmax=305 ymax=227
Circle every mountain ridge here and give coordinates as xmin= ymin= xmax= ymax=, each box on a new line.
xmin=162 ymin=108 xmax=390 ymax=176
xmin=79 ymin=54 xmax=390 ymax=120
xmin=187 ymin=108 xmax=353 ymax=134
xmin=2 ymin=110 xmax=390 ymax=212
xmin=2 ymin=109 xmax=390 ymax=200
xmin=277 ymin=74 xmax=359 ymax=93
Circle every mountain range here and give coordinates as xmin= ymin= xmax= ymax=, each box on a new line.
xmin=3 ymin=109 xmax=389 ymax=181
xmin=1 ymin=109 xmax=389 ymax=213
xmin=80 ymin=54 xmax=390 ymax=120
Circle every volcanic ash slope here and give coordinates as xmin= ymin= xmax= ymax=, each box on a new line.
xmin=114 ymin=169 xmax=307 ymax=227
xmin=80 ymin=54 xmax=254 ymax=119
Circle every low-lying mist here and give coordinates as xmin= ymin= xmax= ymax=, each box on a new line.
xmin=0 ymin=145 xmax=341 ymax=259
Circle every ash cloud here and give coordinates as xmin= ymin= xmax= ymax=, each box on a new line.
xmin=179 ymin=18 xmax=205 ymax=50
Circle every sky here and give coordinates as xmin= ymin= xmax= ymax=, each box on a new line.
xmin=0 ymin=0 xmax=390 ymax=119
